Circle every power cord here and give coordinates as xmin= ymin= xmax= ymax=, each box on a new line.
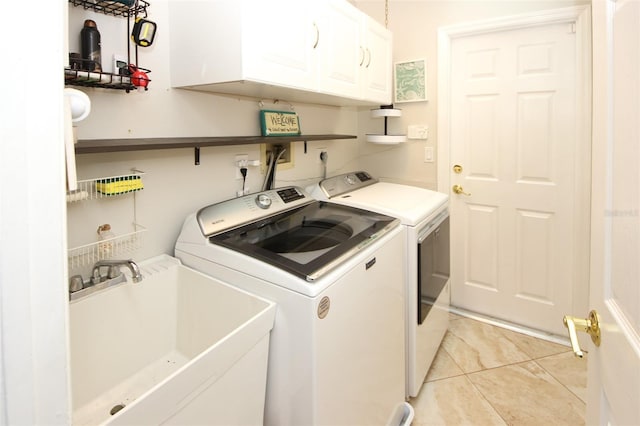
xmin=320 ymin=151 xmax=328 ymax=179
xmin=240 ymin=166 xmax=248 ymax=193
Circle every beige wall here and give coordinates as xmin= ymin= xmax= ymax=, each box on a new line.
xmin=67 ymin=0 xmax=362 ymax=268
xmin=354 ymin=0 xmax=588 ymax=189
xmin=68 ymin=0 xmax=589 ymax=269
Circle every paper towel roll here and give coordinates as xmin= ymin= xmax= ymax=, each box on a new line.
xmin=63 ymin=88 xmax=91 ymax=192
xmin=64 ymin=99 xmax=78 ymax=192
xmin=64 ymin=88 xmax=91 ymax=122
xmin=66 ymin=190 xmax=89 ymax=202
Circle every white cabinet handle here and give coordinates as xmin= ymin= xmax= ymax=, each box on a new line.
xmin=313 ymin=22 xmax=319 ymax=49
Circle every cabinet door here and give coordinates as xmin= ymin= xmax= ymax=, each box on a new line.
xmin=361 ymin=15 xmax=393 ymax=105
xmin=242 ymin=1 xmax=317 ymax=90
xmin=315 ymin=0 xmax=362 ymax=99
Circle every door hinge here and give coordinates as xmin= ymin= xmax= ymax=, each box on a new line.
xmin=571 ymin=22 xmax=576 ymax=34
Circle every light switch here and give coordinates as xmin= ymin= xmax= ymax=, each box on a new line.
xmin=424 ymin=147 xmax=434 ymax=163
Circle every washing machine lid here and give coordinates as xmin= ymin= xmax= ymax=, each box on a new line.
xmin=206 ymin=197 xmax=399 ymax=282
xmin=316 ymin=172 xmax=449 ymax=226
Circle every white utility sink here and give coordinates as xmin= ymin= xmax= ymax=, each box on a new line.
xmin=69 ymin=254 xmax=276 ymax=425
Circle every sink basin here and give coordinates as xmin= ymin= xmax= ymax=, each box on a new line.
xmin=69 ymin=254 xmax=276 ymax=425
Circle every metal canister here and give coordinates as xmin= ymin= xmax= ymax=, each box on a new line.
xmin=80 ymin=19 xmax=101 ymax=72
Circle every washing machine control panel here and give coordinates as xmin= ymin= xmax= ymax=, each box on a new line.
xmin=276 ymin=187 xmax=306 ymax=203
xmin=318 ymin=171 xmax=378 ymax=198
xmin=197 ymin=186 xmax=313 ymax=237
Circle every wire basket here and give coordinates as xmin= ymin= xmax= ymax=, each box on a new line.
xmin=68 ymin=223 xmax=147 ymax=271
xmin=68 ymin=0 xmax=149 ymax=18
xmin=67 ymin=171 xmax=145 ymax=202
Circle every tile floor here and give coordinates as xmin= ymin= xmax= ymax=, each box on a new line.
xmin=409 ymin=314 xmax=588 ymax=426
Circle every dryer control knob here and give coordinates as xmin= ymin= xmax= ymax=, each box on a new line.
xmin=344 ymin=174 xmax=357 ymax=185
xmin=255 ymin=194 xmax=272 ymax=209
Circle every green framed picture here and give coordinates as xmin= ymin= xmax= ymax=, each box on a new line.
xmin=394 ymin=59 xmax=427 ymax=103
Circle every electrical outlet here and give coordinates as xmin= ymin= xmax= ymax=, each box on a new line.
xmin=113 ymin=54 xmax=128 ymax=75
xmin=314 ymin=147 xmax=328 ymax=165
xmin=408 ymin=125 xmax=429 ymax=140
xmin=235 ymin=154 xmax=248 ymax=179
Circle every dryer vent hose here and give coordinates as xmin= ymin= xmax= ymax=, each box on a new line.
xmin=261 ymin=145 xmax=286 ymax=191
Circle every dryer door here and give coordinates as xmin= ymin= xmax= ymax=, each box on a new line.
xmin=417 ymin=213 xmax=450 ymax=324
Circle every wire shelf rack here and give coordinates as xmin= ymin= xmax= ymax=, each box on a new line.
xmin=68 ymin=223 xmax=147 ymax=271
xmin=68 ymin=0 xmax=149 ymax=18
xmin=65 ymin=68 xmax=135 ymax=92
xmin=66 ymin=0 xmax=152 ymax=91
xmin=67 ymin=171 xmax=145 ymax=202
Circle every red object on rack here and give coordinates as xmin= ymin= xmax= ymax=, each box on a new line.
xmin=129 ymin=65 xmax=150 ymax=89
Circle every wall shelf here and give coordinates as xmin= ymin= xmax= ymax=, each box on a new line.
xmin=66 ymin=0 xmax=152 ymax=92
xmin=75 ymin=134 xmax=357 ymax=154
xmin=65 ymin=69 xmax=134 ymax=91
xmin=366 ymin=105 xmax=407 ymax=145
xmin=69 ymin=0 xmax=149 ymax=18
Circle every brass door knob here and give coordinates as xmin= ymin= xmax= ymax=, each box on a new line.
xmin=452 ymin=184 xmax=471 ymax=196
xmin=453 ymin=164 xmax=463 ymax=174
xmin=563 ymin=310 xmax=601 ymax=358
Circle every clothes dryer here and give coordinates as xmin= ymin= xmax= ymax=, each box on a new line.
xmin=310 ymin=171 xmax=450 ymax=397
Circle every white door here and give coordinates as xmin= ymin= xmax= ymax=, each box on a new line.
xmin=585 ymin=0 xmax=640 ymax=423
xmin=447 ymin=19 xmax=589 ymax=335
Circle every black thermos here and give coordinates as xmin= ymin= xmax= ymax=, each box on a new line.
xmin=81 ymin=19 xmax=102 ymax=72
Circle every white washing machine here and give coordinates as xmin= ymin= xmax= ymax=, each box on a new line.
xmin=175 ymin=187 xmax=413 ymax=426
xmin=310 ymin=171 xmax=450 ymax=397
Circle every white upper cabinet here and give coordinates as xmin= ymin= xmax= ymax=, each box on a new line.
xmin=241 ymin=1 xmax=316 ymax=91
xmin=360 ymin=14 xmax=393 ymax=105
xmin=315 ymin=0 xmax=362 ymax=100
xmin=168 ymin=0 xmax=392 ymax=106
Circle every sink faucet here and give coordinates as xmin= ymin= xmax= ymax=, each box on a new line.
xmin=91 ymin=259 xmax=143 ymax=284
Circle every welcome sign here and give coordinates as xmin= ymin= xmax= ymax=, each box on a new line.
xmin=260 ymin=110 xmax=301 ymax=136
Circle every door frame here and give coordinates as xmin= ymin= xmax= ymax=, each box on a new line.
xmin=436 ymin=5 xmax=592 ymax=329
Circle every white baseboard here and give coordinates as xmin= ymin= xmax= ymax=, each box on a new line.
xmin=449 ymin=306 xmax=571 ymax=348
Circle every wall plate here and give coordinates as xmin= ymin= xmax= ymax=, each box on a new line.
xmin=260 ymin=142 xmax=294 ymax=174
xmin=113 ymin=54 xmax=128 ymax=76
xmin=408 ymin=125 xmax=429 ymax=140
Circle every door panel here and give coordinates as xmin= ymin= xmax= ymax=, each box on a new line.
xmin=465 ymin=203 xmax=498 ymax=290
xmin=517 ymin=92 xmax=554 ymax=183
xmin=361 ymin=15 xmax=392 ymax=103
xmin=243 ymin=1 xmax=316 ymax=89
xmin=316 ymin=0 xmax=361 ymax=98
xmin=450 ymin=21 xmax=578 ymax=334
xmin=516 ymin=209 xmax=554 ymax=303
xmin=588 ymin=1 xmax=640 ymax=424
xmin=467 ymin=95 xmax=500 ymax=179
